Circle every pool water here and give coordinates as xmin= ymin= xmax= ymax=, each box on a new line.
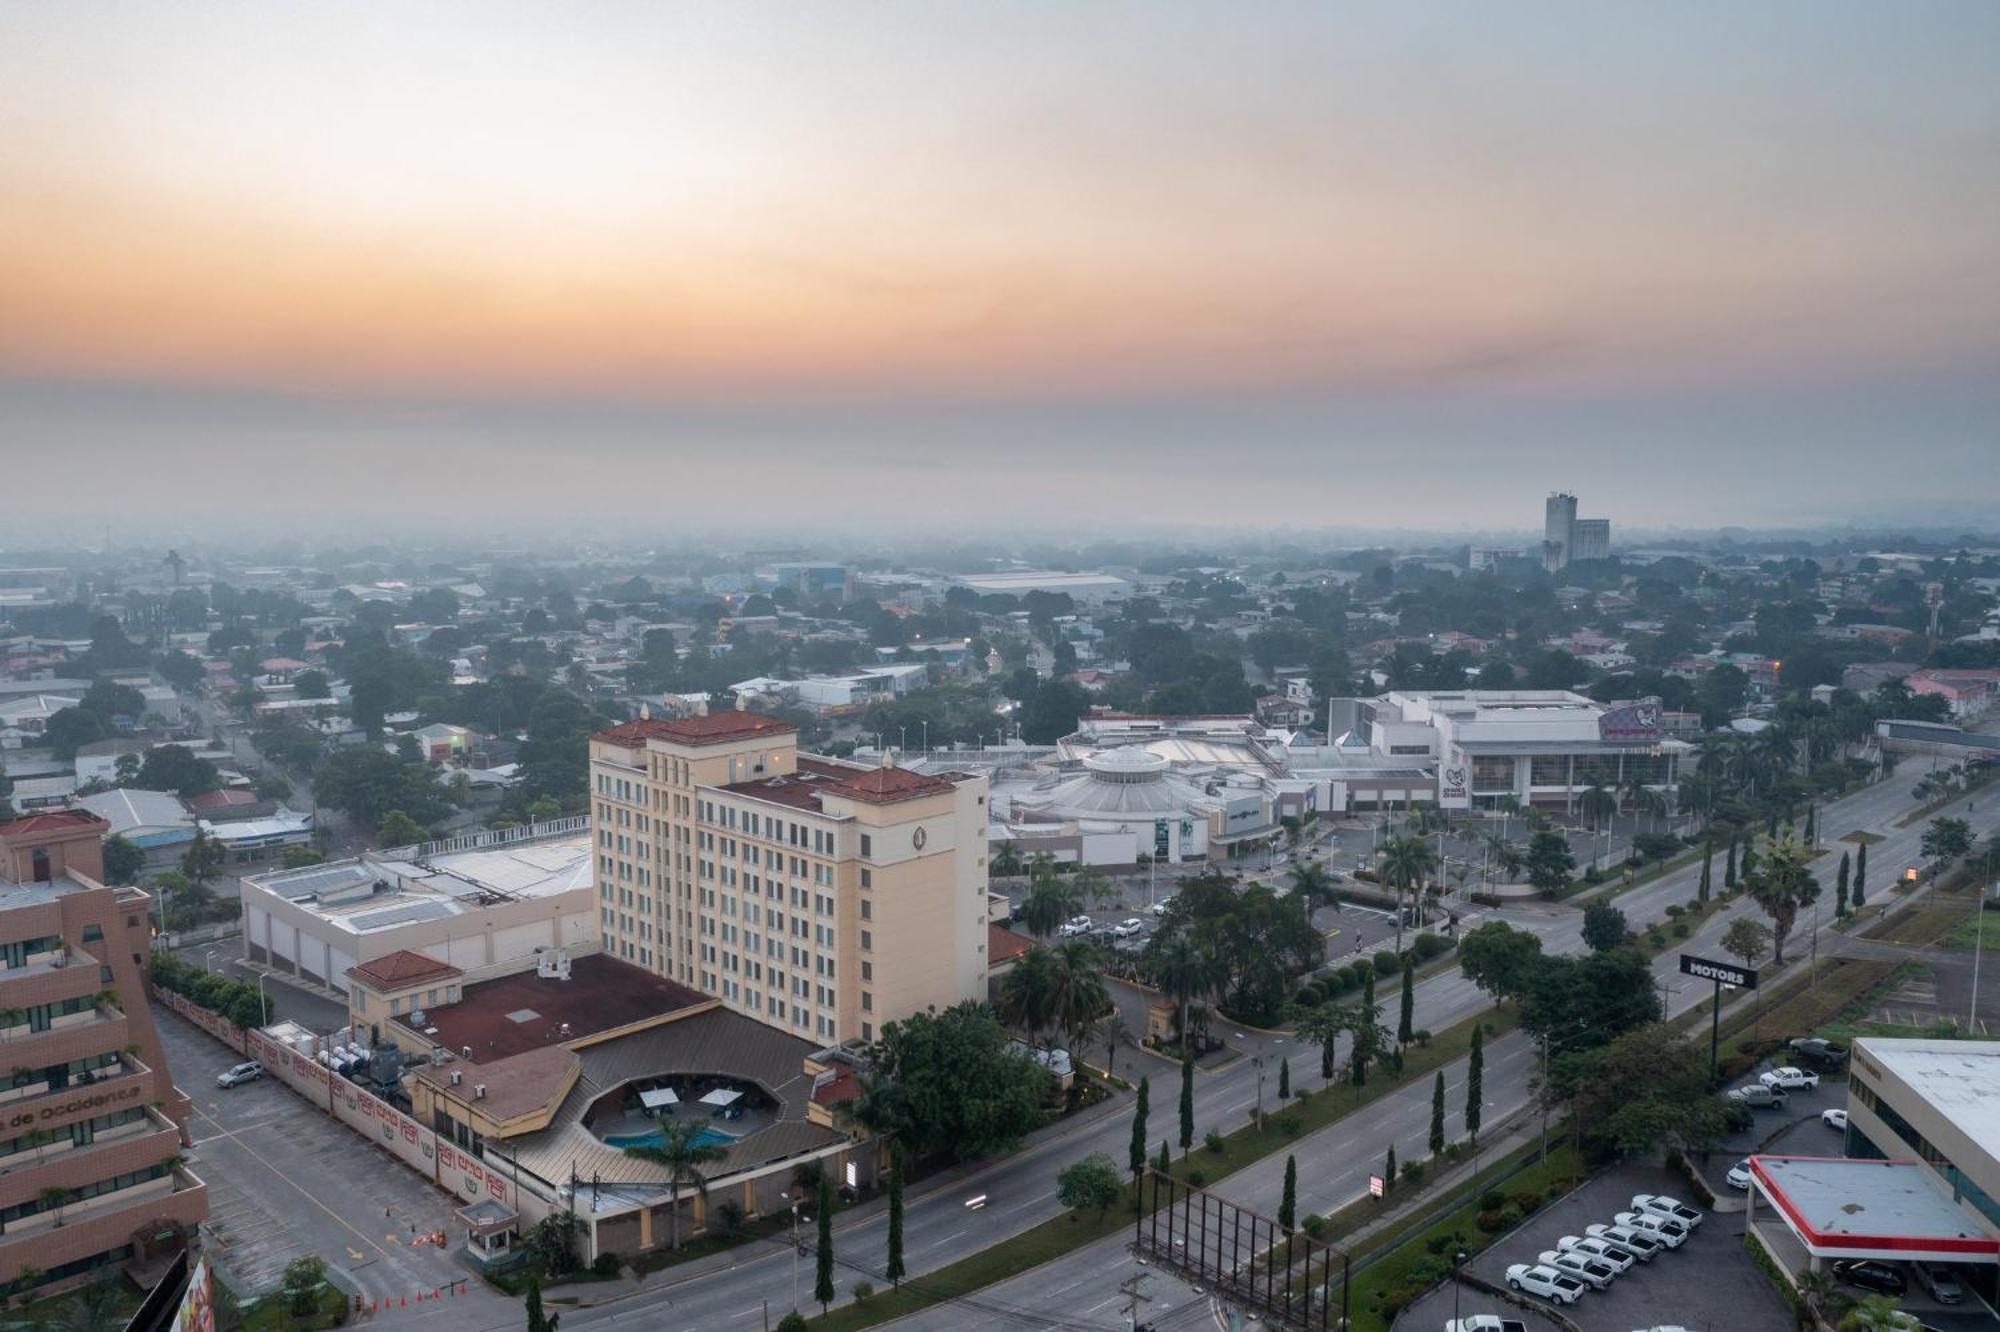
xmin=603 ymin=1125 xmax=737 ymax=1151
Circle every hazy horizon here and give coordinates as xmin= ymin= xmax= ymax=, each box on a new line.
xmin=5 ymin=2 xmax=1997 ymax=534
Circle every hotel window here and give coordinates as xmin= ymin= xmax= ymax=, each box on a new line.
xmin=861 ymin=930 xmax=872 ymax=952
xmin=860 ymin=834 xmax=872 ymax=858
xmin=860 ymin=869 xmax=872 ymax=889
xmin=861 ymin=991 xmax=873 ymax=1012
xmin=861 ymin=961 xmax=872 ymax=981
xmin=860 ymin=900 xmax=872 ymax=920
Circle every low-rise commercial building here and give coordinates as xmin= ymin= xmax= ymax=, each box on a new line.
xmin=0 ymin=812 xmax=205 ymax=1298
xmin=238 ymin=819 xmax=596 ymax=996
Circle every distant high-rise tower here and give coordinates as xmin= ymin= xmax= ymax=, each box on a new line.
xmin=1543 ymin=493 xmax=1578 ymax=571
xmin=1542 ymin=493 xmax=1609 ymax=571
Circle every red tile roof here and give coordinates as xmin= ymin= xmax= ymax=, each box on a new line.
xmin=826 ymin=765 xmax=956 ymax=805
xmin=593 ymin=711 xmax=796 ymax=749
xmin=187 ymin=788 xmax=258 ymax=811
xmin=347 ymin=949 xmax=463 ymax=991
xmin=989 ymin=925 xmax=1034 ymax=964
xmin=0 ymin=809 xmax=109 ymax=838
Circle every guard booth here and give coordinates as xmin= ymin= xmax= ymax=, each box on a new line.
xmin=455 ymin=1198 xmax=522 ymax=1273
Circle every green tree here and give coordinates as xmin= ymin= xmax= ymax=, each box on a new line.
xmin=1581 ymin=901 xmax=1628 ymax=952
xmin=1383 ymin=1144 xmax=1396 ymax=1196
xmin=1277 ymin=1056 xmax=1290 ymax=1100
xmin=1429 ymin=1070 xmax=1447 ymax=1155
xmin=1056 ymin=1152 xmax=1125 ymax=1220
xmin=1853 ymin=840 xmax=1868 ymax=908
xmin=1017 ymin=860 xmax=1081 ymax=939
xmin=1397 ymin=963 xmax=1415 ymax=1046
xmin=814 ymin=1171 xmax=835 ymax=1313
xmin=1295 ymin=1002 xmax=1343 ymax=1081
xmin=1721 ymin=917 xmax=1772 ymax=973
xmin=1724 ymin=836 xmax=1738 ymax=889
xmin=884 ymin=1155 xmax=906 ymax=1288
xmin=1129 ymin=1076 xmax=1150 ymax=1175
xmin=44 ymin=706 xmax=108 ymax=761
xmin=101 ymin=835 xmax=144 ymax=886
xmin=1279 ymin=1155 xmax=1298 ymax=1230
xmin=1523 ymin=830 xmax=1576 ymax=896
xmin=1178 ymin=1052 xmax=1195 ymax=1156
xmin=1457 ymin=921 xmax=1545 ymax=1002
xmin=1377 ymin=836 xmax=1434 ymax=946
xmin=378 ymin=810 xmax=429 ymax=848
xmin=1746 ymin=837 xmax=1820 ymax=966
xmin=524 ymin=1273 xmax=560 ymax=1332
xmin=178 ymin=829 xmax=225 ymax=887
xmin=1467 ymin=1024 xmax=1484 ymax=1142
xmin=1698 ymin=838 xmax=1713 ymax=902
xmin=1924 ymin=816 xmax=1974 ymax=873
xmin=1835 ymin=851 xmax=1851 ymax=918
xmin=620 ymin=1119 xmax=727 ymax=1249
xmin=281 ymin=1256 xmax=326 ymax=1319
xmin=866 ymin=1003 xmax=1053 ymax=1161
xmin=1548 ymin=1023 xmax=1732 ymax=1158
xmin=134 ymin=744 xmax=221 ymax=797
xmin=279 ymin=845 xmax=324 ymax=869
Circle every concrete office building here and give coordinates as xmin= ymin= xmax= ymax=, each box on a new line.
xmin=0 ymin=812 xmax=206 ymax=1297
xmin=589 ymin=711 xmax=988 ymax=1047
xmin=238 ymin=819 xmax=596 ymax=997
xmin=1542 ymin=492 xmax=1613 ymax=571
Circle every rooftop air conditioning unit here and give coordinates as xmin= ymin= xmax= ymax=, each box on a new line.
xmin=473 ymin=1084 xmax=486 ymax=1099
xmin=461 ymin=1045 xmax=473 ymax=1060
xmin=449 ymin=1070 xmax=462 ymax=1085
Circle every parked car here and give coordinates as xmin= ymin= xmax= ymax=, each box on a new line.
xmin=1832 ymin=1260 xmax=1906 ymax=1295
xmin=1760 ymin=1065 xmax=1821 ymax=1091
xmin=1444 ymin=1318 xmax=1528 ymax=1332
xmin=216 ymin=1061 xmax=262 ymax=1088
xmin=1727 ymin=1083 xmax=1788 ymax=1109
xmin=1150 ymin=897 xmax=1176 ymax=917
xmin=1823 ymin=1108 xmax=1849 ymax=1131
xmin=1788 ymin=1036 xmax=1849 ymax=1067
xmin=1539 ymin=1249 xmax=1617 ymax=1290
xmin=1631 ymin=1194 xmax=1703 ymax=1229
xmin=1112 ymin=918 xmax=1146 ymax=938
xmin=1586 ymin=1223 xmax=1662 ymax=1261
xmin=1059 ymin=917 xmax=1094 ymax=938
xmin=1615 ymin=1210 xmax=1690 ymax=1248
xmin=1914 ymin=1261 xmax=1964 ymax=1304
xmin=1726 ymin=1160 xmax=1754 ymax=1191
xmin=1503 ymin=1264 xmax=1585 ymax=1305
xmin=1556 ymin=1235 xmax=1635 ymax=1275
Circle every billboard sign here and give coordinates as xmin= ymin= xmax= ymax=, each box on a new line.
xmin=1437 ymin=749 xmax=1471 ymax=809
xmin=1680 ymin=953 xmax=1757 ymax=990
xmin=1599 ymin=699 xmax=1664 ymax=745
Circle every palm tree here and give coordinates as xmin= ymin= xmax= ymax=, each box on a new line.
xmin=1047 ymin=940 xmax=1112 ymax=1049
xmin=622 ymin=1118 xmax=727 ymax=1249
xmin=1577 ymin=783 xmax=1617 ymax=832
xmin=1149 ymin=934 xmax=1222 ymax=1046
xmin=1018 ymin=870 xmax=1081 ymax=940
xmin=1377 ymin=836 xmax=1433 ymax=951
xmin=990 ymin=841 xmax=1025 ymax=878
xmin=1635 ymin=786 xmax=1671 ymax=834
xmin=998 ymin=946 xmax=1061 ymax=1040
xmin=1746 ymin=837 xmax=1820 ymax=966
xmin=1288 ymin=860 xmax=1334 ymax=910
xmin=1096 ymin=1013 xmax=1134 ymax=1079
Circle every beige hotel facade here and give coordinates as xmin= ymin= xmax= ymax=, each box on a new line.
xmin=587 ymin=711 xmax=989 ymax=1046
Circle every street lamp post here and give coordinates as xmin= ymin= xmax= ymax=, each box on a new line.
xmin=1452 ymin=1250 xmax=1468 ymax=1326
xmin=1252 ymin=1056 xmax=1265 ymax=1132
xmin=779 ymin=1193 xmax=802 ymax=1315
xmin=256 ymin=972 xmax=271 ymax=1027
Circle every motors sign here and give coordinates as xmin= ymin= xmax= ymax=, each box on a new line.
xmin=1680 ymin=953 xmax=1757 ymax=990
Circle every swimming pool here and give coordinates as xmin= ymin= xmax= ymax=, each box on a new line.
xmin=603 ymin=1125 xmax=738 ymax=1151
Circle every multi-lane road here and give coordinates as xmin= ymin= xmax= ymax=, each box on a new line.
xmin=441 ymin=771 xmax=1992 ymax=1332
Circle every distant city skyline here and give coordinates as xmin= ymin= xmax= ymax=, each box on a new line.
xmin=3 ymin=3 xmax=1997 ymax=532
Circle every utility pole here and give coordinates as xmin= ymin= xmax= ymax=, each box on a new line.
xmin=1118 ymin=1271 xmax=1152 ymax=1331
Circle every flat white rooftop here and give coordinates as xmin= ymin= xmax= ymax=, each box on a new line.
xmin=1858 ymin=1037 xmax=2000 ymax=1162
xmin=1751 ymin=1155 xmax=1998 ymax=1262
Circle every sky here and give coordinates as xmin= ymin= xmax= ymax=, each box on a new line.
xmin=3 ymin=2 xmax=1998 ymax=539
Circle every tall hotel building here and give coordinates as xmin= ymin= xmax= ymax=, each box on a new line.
xmin=588 ymin=712 xmax=990 ymax=1045
xmin=0 ymin=812 xmax=205 ymax=1296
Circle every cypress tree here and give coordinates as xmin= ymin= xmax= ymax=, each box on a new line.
xmin=1277 ymin=1057 xmax=1290 ymax=1100
xmin=1804 ymin=805 xmax=1817 ymax=845
xmin=1279 ymin=1155 xmax=1297 ymax=1230
xmin=1725 ymin=838 xmax=1738 ymax=889
xmin=1466 ymin=1024 xmax=1484 ymax=1143
xmin=1854 ymin=842 xmax=1868 ymax=908
xmin=1385 ymin=1144 xmax=1397 ymax=1196
xmin=814 ymin=1171 xmax=834 ymax=1313
xmin=1178 ymin=1053 xmax=1195 ymax=1156
xmin=1836 ymin=851 xmax=1852 ymax=919
xmin=1320 ymin=1030 xmax=1334 ymax=1080
xmin=885 ymin=1155 xmax=906 ymax=1289
xmin=1742 ymin=843 xmax=1759 ymax=881
xmin=1157 ymin=1139 xmax=1170 ymax=1173
xmin=1698 ymin=838 xmax=1713 ymax=903
xmin=1429 ymin=1070 xmax=1446 ymax=1155
xmin=1129 ymin=1076 xmax=1150 ymax=1175
xmin=524 ymin=1275 xmax=558 ymax=1332
xmin=1397 ymin=964 xmax=1415 ymax=1047
xmin=1363 ymin=967 xmax=1377 ymax=1020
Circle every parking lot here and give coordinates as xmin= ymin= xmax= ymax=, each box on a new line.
xmin=1395 ymin=1158 xmax=1795 ymax=1332
xmin=158 ymin=1004 xmax=512 ymax=1319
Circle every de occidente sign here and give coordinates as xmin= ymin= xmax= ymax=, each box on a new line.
xmin=6 ymin=1081 xmax=142 ymax=1129
xmin=1679 ymin=953 xmax=1757 ymax=990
